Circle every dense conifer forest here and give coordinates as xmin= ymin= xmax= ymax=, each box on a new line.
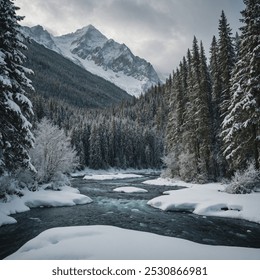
xmin=1 ymin=0 xmax=259 ymax=187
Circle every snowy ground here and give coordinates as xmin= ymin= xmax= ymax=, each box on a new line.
xmin=143 ymin=178 xmax=260 ymax=224
xmin=5 ymin=225 xmax=260 ymax=260
xmin=0 ymin=186 xmax=92 ymax=227
xmin=2 ymin=170 xmax=260 ymax=260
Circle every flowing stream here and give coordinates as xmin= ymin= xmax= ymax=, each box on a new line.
xmin=1 ymin=173 xmax=260 ymax=259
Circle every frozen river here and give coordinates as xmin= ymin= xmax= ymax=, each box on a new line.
xmin=1 ymin=173 xmax=260 ymax=259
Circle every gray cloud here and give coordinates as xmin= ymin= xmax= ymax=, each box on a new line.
xmin=16 ymin=0 xmax=244 ymax=75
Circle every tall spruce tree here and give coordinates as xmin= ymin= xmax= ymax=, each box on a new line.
xmin=180 ymin=49 xmax=197 ymax=181
xmin=189 ymin=37 xmax=202 ymax=177
xmin=210 ymin=35 xmax=227 ymax=177
xmin=198 ymin=41 xmax=214 ymax=180
xmin=234 ymin=32 xmax=241 ymax=61
xmin=210 ymin=36 xmax=222 ymax=125
xmin=165 ymin=69 xmax=183 ymax=177
xmin=218 ymin=10 xmax=235 ymax=119
xmin=189 ymin=37 xmax=208 ymax=180
xmin=0 ymin=0 xmax=35 ymax=174
xmin=222 ymin=0 xmax=260 ymax=171
xmin=89 ymin=123 xmax=104 ymax=169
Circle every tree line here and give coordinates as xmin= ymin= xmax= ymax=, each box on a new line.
xmin=29 ymin=87 xmax=166 ymax=170
xmin=1 ymin=0 xmax=259 ymax=188
xmin=164 ymin=2 xmax=259 ymax=182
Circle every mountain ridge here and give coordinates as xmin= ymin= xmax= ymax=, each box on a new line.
xmin=24 ymin=40 xmax=132 ymax=109
xmin=22 ymin=24 xmax=160 ymax=96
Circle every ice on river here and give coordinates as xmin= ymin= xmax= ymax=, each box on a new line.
xmin=144 ymin=178 xmax=260 ymax=224
xmin=5 ymin=225 xmax=260 ymax=260
xmin=113 ymin=186 xmax=148 ymax=193
xmin=0 ymin=186 xmax=92 ymax=227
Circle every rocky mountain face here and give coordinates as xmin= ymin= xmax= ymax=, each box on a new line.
xmin=22 ymin=25 xmax=60 ymax=53
xmin=24 ymin=40 xmax=131 ymax=109
xmin=22 ymin=25 xmax=160 ymax=96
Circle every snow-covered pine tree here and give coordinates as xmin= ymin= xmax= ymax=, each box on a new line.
xmin=189 ymin=37 xmax=207 ymax=181
xmin=165 ymin=69 xmax=183 ymax=177
xmin=222 ymin=0 xmax=260 ymax=171
xmin=89 ymin=123 xmax=104 ymax=169
xmin=234 ymin=32 xmax=241 ymax=61
xmin=165 ymin=71 xmax=175 ymax=153
xmin=210 ymin=35 xmax=227 ymax=177
xmin=107 ymin=118 xmax=117 ymax=167
xmin=0 ymin=0 xmax=34 ymax=174
xmin=198 ymin=41 xmax=214 ymax=180
xmin=217 ymin=10 xmax=235 ymax=120
xmin=210 ymin=36 xmax=222 ymax=126
xmin=180 ymin=48 xmax=197 ymax=181
xmin=174 ymin=38 xmax=214 ymax=182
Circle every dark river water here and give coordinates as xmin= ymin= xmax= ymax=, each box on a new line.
xmin=1 ymin=173 xmax=260 ymax=259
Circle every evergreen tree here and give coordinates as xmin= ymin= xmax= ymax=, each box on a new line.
xmin=190 ymin=37 xmax=204 ymax=179
xmin=89 ymin=124 xmax=104 ymax=169
xmin=186 ymin=38 xmax=214 ymax=181
xmin=197 ymin=41 xmax=214 ymax=180
xmin=165 ymin=70 xmax=181 ymax=177
xmin=210 ymin=35 xmax=227 ymax=177
xmin=164 ymin=38 xmax=215 ymax=182
xmin=234 ymin=32 xmax=241 ymax=61
xmin=210 ymin=36 xmax=222 ymax=123
xmin=180 ymin=49 xmax=197 ymax=181
xmin=218 ymin=10 xmax=235 ymax=119
xmin=107 ymin=118 xmax=117 ymax=167
xmin=222 ymin=0 xmax=260 ymax=171
xmin=0 ymin=0 xmax=34 ymax=174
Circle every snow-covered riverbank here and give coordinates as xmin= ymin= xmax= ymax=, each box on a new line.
xmin=0 ymin=185 xmax=92 ymax=227
xmin=1 ymin=170 xmax=260 ymax=260
xmin=5 ymin=225 xmax=260 ymax=259
xmin=0 ymin=169 xmax=150 ymax=227
xmin=143 ymin=178 xmax=260 ymax=224
xmin=2 ymin=169 xmax=260 ymax=227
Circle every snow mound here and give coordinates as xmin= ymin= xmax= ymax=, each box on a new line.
xmin=0 ymin=186 xmax=92 ymax=227
xmin=22 ymin=188 xmax=92 ymax=208
xmin=113 ymin=187 xmax=148 ymax=193
xmin=5 ymin=225 xmax=260 ymax=260
xmin=83 ymin=173 xmax=142 ymax=180
xmin=143 ymin=177 xmax=186 ymax=187
xmin=146 ymin=179 xmax=260 ymax=224
xmin=0 ymin=213 xmax=17 ymax=227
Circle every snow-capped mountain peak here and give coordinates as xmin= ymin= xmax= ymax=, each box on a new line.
xmin=22 ymin=25 xmax=160 ymax=96
xmin=21 ymin=25 xmax=60 ymax=53
xmin=59 ymin=25 xmax=108 ymax=53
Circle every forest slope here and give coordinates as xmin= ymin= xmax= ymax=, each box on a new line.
xmin=24 ymin=41 xmax=132 ymax=109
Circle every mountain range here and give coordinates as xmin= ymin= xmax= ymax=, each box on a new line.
xmin=24 ymin=40 xmax=131 ymax=109
xmin=22 ymin=25 xmax=160 ymax=96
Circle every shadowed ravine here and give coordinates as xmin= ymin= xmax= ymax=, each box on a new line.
xmin=0 ymin=174 xmax=260 ymax=259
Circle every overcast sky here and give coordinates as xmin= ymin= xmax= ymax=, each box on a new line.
xmin=16 ymin=0 xmax=245 ymax=75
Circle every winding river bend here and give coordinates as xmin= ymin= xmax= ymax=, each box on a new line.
xmin=1 ymin=173 xmax=260 ymax=259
